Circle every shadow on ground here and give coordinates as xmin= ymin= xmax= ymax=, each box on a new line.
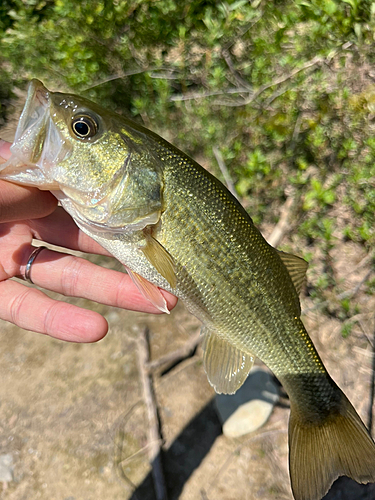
xmin=323 ymin=477 xmax=375 ymax=500
xmin=128 ymin=396 xmax=375 ymax=500
xmin=129 ymin=399 xmax=221 ymax=500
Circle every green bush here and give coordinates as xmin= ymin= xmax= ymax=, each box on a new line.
xmin=0 ymin=0 xmax=375 ymax=248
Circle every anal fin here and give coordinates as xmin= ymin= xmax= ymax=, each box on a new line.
xmin=202 ymin=326 xmax=254 ymax=395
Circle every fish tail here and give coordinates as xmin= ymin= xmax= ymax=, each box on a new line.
xmin=289 ymin=392 xmax=375 ymax=500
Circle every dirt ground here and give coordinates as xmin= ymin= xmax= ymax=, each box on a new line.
xmin=0 ymin=238 xmax=374 ymax=500
xmin=1 ymin=118 xmax=375 ymax=500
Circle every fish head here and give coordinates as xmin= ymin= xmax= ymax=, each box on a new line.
xmin=1 ymin=79 xmax=164 ymax=231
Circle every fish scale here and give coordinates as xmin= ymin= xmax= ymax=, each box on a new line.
xmin=1 ymin=79 xmax=374 ymax=500
xmin=159 ymin=148 xmax=305 ymax=365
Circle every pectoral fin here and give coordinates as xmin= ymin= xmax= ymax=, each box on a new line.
xmin=141 ymin=232 xmax=176 ymax=288
xmin=125 ymin=266 xmax=170 ymax=314
xmin=277 ymin=250 xmax=308 ymax=295
xmin=202 ymin=326 xmax=254 ymax=395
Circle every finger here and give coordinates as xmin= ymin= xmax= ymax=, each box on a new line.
xmin=29 ymin=207 xmax=111 ymax=255
xmin=20 ymin=246 xmax=178 ymax=313
xmin=0 ymin=139 xmax=11 ymax=160
xmin=0 ymin=279 xmax=108 ymax=342
xmin=0 ymin=140 xmax=57 ymax=222
xmin=0 ymin=180 xmax=57 ymax=222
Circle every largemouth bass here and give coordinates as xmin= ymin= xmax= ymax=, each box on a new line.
xmin=1 ymin=80 xmax=375 ymax=500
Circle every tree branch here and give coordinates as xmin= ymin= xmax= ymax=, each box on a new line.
xmin=146 ymin=329 xmax=202 ymax=374
xmin=137 ymin=327 xmax=168 ymax=500
xmin=213 ymin=146 xmax=239 ymax=200
xmin=266 ymin=196 xmax=295 ymax=248
xmin=170 ymin=55 xmax=323 ymax=106
xmin=302 ymin=269 xmax=373 ymax=315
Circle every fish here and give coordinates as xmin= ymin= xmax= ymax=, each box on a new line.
xmin=1 ymin=79 xmax=375 ymax=500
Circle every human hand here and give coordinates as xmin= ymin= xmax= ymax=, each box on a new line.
xmin=0 ymin=140 xmax=177 ymax=342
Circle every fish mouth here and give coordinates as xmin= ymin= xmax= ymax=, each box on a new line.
xmin=0 ymin=79 xmax=67 ymax=189
xmin=20 ymin=79 xmax=49 ymax=124
xmin=12 ymin=79 xmax=50 ymax=164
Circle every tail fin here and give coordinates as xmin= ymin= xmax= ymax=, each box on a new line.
xmin=289 ymin=394 xmax=375 ymax=500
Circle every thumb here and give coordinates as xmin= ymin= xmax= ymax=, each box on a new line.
xmin=0 ymin=140 xmax=57 ymax=222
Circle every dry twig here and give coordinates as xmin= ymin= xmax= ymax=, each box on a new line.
xmin=212 ymin=146 xmax=239 ymax=200
xmin=171 ymin=55 xmax=324 ymax=106
xmin=137 ymin=327 xmax=168 ymax=500
xmin=169 ymin=86 xmax=252 ymax=102
xmin=222 ymin=55 xmax=324 ymax=107
xmin=266 ymin=196 xmax=295 ymax=248
xmin=222 ymin=49 xmax=253 ymax=92
xmin=301 ymin=269 xmax=373 ymax=315
xmin=359 ymin=319 xmax=374 ymax=349
xmin=83 ymin=66 xmax=177 ymax=91
xmin=368 ymin=315 xmax=375 ymax=435
xmin=146 ymin=329 xmax=202 ymax=374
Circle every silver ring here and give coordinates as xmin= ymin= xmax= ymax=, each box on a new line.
xmin=25 ymin=246 xmax=47 ymax=284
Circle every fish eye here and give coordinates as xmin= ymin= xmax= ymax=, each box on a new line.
xmin=71 ymin=114 xmax=98 ymax=139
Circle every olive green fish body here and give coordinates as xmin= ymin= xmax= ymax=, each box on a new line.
xmin=1 ymin=80 xmax=375 ymax=500
xmin=118 ymin=134 xmax=323 ymax=375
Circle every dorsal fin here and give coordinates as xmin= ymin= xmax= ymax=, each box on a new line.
xmin=277 ymin=250 xmax=308 ymax=295
xmin=202 ymin=326 xmax=255 ymax=395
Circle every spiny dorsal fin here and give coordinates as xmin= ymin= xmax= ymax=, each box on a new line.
xmin=277 ymin=250 xmax=308 ymax=295
xmin=124 ymin=265 xmax=170 ymax=314
xmin=141 ymin=232 xmax=176 ymax=288
xmin=202 ymin=326 xmax=254 ymax=395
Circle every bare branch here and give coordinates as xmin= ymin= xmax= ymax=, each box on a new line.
xmin=146 ymin=329 xmax=202 ymax=374
xmin=170 ymin=55 xmax=323 ymax=105
xmin=301 ymin=269 xmax=373 ymax=315
xmin=222 ymin=49 xmax=253 ymax=92
xmin=368 ymin=314 xmax=375 ymax=434
xmin=217 ymin=55 xmax=324 ymax=107
xmin=83 ymin=67 xmax=176 ymax=91
xmin=119 ymin=439 xmax=164 ymax=467
xmin=263 ymin=84 xmax=292 ymax=108
xmin=212 ymin=146 xmax=239 ymax=200
xmin=169 ymin=86 xmax=251 ymax=102
xmin=266 ymin=196 xmax=295 ymax=248
xmin=137 ymin=327 xmax=168 ymax=500
xmin=359 ymin=319 xmax=374 ymax=349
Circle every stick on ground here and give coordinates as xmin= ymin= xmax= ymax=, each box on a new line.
xmin=137 ymin=327 xmax=168 ymax=500
xmin=146 ymin=328 xmax=202 ymax=374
